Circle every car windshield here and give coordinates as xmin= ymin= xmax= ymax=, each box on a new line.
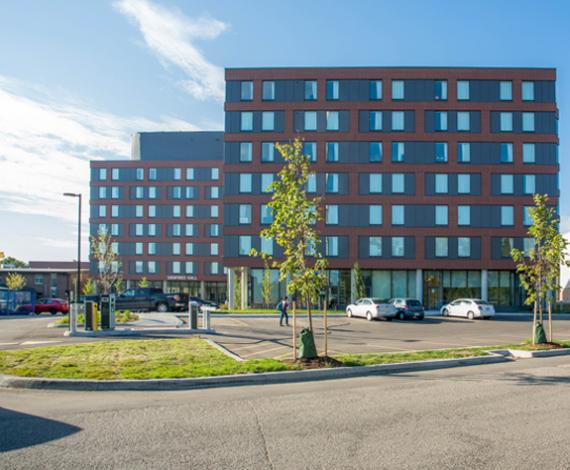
xmin=475 ymin=300 xmax=490 ymax=306
xmin=371 ymin=298 xmax=389 ymax=304
xmin=407 ymin=300 xmax=422 ymax=306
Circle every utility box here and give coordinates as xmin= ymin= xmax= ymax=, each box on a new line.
xmin=99 ymin=294 xmax=115 ymax=330
xmin=85 ymin=301 xmax=96 ymax=331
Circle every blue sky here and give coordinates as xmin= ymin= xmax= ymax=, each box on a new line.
xmin=0 ymin=0 xmax=568 ymax=261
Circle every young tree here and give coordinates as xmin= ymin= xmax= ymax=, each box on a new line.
xmin=234 ymin=269 xmax=242 ymax=310
xmin=1 ymin=256 xmax=27 ymax=268
xmin=82 ymin=277 xmax=95 ymax=296
xmin=512 ymin=194 xmax=569 ymax=343
xmin=250 ymin=138 xmax=328 ymax=359
xmin=353 ymin=262 xmax=366 ymax=300
xmin=261 ymin=263 xmax=273 ymax=308
xmin=5 ymin=272 xmax=26 ymax=291
xmin=138 ymin=276 xmax=149 ymax=288
xmin=90 ymin=229 xmax=122 ymax=294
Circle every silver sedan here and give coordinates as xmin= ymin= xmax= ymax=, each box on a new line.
xmin=346 ymin=298 xmax=398 ymax=321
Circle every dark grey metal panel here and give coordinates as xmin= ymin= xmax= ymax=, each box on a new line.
xmin=424 ymin=111 xmax=435 ymax=133
xmin=536 ymin=174 xmax=558 ymax=195
xmin=224 ymin=173 xmax=240 ymax=195
xmin=139 ymin=131 xmax=224 ymax=161
xmin=338 ymin=173 xmax=350 ymax=195
xmin=338 ymin=142 xmax=370 ymax=164
xmin=223 ymin=204 xmax=240 ymax=225
xmin=225 ymin=111 xmax=241 ymax=133
xmin=340 ymin=205 xmax=370 ymax=227
xmin=404 ymin=111 xmax=415 ymax=132
xmin=535 ymin=112 xmax=557 ymax=134
xmin=274 ymin=80 xmax=304 ymax=101
xmin=223 ymin=236 xmax=238 ymax=257
xmin=225 ymin=81 xmax=241 ymax=102
xmin=339 ymin=111 xmax=350 ymax=132
xmin=471 ymin=206 xmax=501 ymax=228
xmin=359 ymin=110 xmax=370 ymax=133
xmin=471 ymin=111 xmax=482 ymax=133
xmin=470 ymin=80 xmax=500 ymax=102
xmin=405 ymin=205 xmax=435 ymax=227
xmin=534 ymin=81 xmax=556 ymax=103
xmin=293 ymin=111 xmax=304 ymax=132
xmin=535 ymin=143 xmax=558 ymax=165
xmin=403 ymin=79 xmax=434 ymax=101
xmin=339 ymin=80 xmax=369 ymax=101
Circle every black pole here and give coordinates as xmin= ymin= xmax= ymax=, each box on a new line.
xmin=76 ymin=194 xmax=81 ymax=304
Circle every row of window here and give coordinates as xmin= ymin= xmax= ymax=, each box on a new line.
xmin=95 ymin=223 xmax=220 ymax=237
xmin=237 ymin=141 xmax=542 ymax=164
xmin=239 ymin=79 xmax=537 ymax=102
xmin=96 ymin=204 xmax=223 ymax=218
xmin=131 ymin=261 xmax=222 ymax=275
xmin=95 ymin=186 xmax=221 ymax=200
xmin=98 ymin=167 xmax=220 ymax=182
xmin=237 ymin=110 xmax=541 ymax=132
xmin=237 ymin=203 xmax=533 ymax=227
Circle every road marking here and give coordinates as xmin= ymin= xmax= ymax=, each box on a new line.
xmin=0 ymin=342 xmax=19 ymax=346
xmin=241 ymin=345 xmax=291 ymax=358
xmin=20 ymin=340 xmax=62 ymax=346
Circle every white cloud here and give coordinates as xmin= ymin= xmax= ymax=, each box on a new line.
xmin=114 ymin=0 xmax=227 ymax=101
xmin=0 ymin=74 xmax=199 ymax=233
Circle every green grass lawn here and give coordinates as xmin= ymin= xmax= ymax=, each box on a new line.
xmin=0 ymin=338 xmax=300 ymax=380
xmin=336 ymin=348 xmax=491 ymax=367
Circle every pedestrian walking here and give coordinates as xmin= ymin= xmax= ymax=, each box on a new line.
xmin=277 ymin=296 xmax=289 ymax=326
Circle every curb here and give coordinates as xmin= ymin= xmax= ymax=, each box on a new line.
xmin=64 ymin=328 xmax=216 ymax=337
xmin=204 ymin=338 xmax=245 ymax=362
xmin=0 ymin=353 xmax=510 ymax=392
xmin=505 ymin=348 xmax=570 ymax=359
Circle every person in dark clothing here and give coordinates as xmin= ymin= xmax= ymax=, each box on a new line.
xmin=277 ymin=296 xmax=289 ymax=326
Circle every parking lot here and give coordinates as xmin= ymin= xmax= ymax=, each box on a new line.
xmin=2 ymin=313 xmax=570 ymax=359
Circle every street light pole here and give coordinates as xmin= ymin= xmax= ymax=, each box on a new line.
xmin=64 ymin=192 xmax=82 ymax=334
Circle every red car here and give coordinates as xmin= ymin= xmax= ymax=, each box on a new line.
xmin=18 ymin=298 xmax=69 ymax=315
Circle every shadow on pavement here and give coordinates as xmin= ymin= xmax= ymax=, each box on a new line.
xmin=0 ymin=407 xmax=81 ymax=452
xmin=502 ymin=373 xmax=570 ymax=386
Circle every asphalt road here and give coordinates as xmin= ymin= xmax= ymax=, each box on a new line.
xmin=1 ymin=356 xmax=570 ymax=469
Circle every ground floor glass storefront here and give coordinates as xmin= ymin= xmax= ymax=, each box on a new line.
xmin=423 ymin=271 xmax=481 ymax=309
xmin=362 ymin=270 xmax=417 ymax=300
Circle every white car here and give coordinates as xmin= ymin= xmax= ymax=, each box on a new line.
xmin=441 ymin=299 xmax=495 ymax=320
xmin=346 ymin=298 xmax=398 ymax=321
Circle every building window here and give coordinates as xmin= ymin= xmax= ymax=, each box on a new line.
xmin=369 ymin=205 xmax=382 ymax=225
xmin=326 ymin=111 xmax=339 ymax=131
xmin=239 ymin=204 xmax=252 ymax=224
xmin=111 ymin=224 xmax=119 ymax=236
xmin=172 ymin=262 xmax=181 ymax=274
xmin=369 ymin=142 xmax=382 ymax=162
xmin=326 ymin=142 xmax=339 ymax=162
xmin=261 ymin=173 xmax=274 ymax=192
xmin=458 ymin=237 xmax=471 ymax=257
xmin=392 ymin=173 xmax=405 ymax=193
xmin=185 ymin=224 xmax=194 ymax=236
xmin=186 ymin=205 xmax=194 ymax=218
xmin=369 ymin=111 xmax=382 ymax=131
xmin=500 ymin=143 xmax=513 ymax=163
xmin=304 ymin=111 xmax=317 ymax=131
xmin=435 ymin=237 xmax=448 ymax=257
xmin=501 ymin=206 xmax=514 ymax=226
xmin=435 ymin=174 xmax=448 ymax=193
xmin=301 ymin=142 xmax=316 ymax=162
xmin=261 ymin=204 xmax=273 ymax=224
xmin=501 ymin=237 xmax=514 ymax=257
xmin=499 ymin=112 xmax=513 ymax=132
xmin=392 ymin=80 xmax=404 ymax=100
xmin=457 ymin=174 xmax=471 ymax=194
xmin=392 ymin=111 xmax=404 ymax=131
xmin=325 ymin=237 xmax=339 ymax=257
xmin=523 ymin=206 xmax=532 ymax=226
xmin=239 ymin=236 xmax=252 ymax=256
xmin=240 ymin=142 xmax=252 ymax=162
xmin=522 ymin=112 xmax=535 ymax=132
xmin=211 ymin=168 xmax=219 ymax=180
xmin=435 ymin=205 xmax=448 ymax=225
xmin=135 ymin=261 xmax=144 ymax=274
xmin=110 ymin=187 xmax=119 ymax=199
xmin=261 ymin=237 xmax=273 ymax=256
xmin=523 ymin=238 xmax=535 ymax=257
xmin=458 ymin=205 xmax=470 ymax=226
xmin=173 ymin=243 xmax=181 ymax=256
xmin=326 ymin=205 xmax=338 ymax=225
xmin=135 ymin=168 xmax=144 ymax=181
xmin=240 ymin=112 xmax=253 ymax=131
xmin=326 ymin=173 xmax=339 ymax=193
xmin=171 ymin=224 xmax=181 ymax=237
xmin=304 ymin=80 xmax=317 ymax=100
xmin=148 ymin=224 xmax=157 ymax=236
xmin=369 ymin=173 xmax=382 ymax=193
xmin=523 ymin=143 xmax=535 ymax=163
xmin=392 ymin=205 xmax=404 ymax=225
xmin=262 ymin=111 xmax=275 ymax=131
xmin=261 ymin=142 xmax=274 ymax=162
xmin=135 ymin=242 xmax=143 ymax=255
xmin=458 ymin=143 xmax=470 ymax=163
xmin=99 ymin=205 xmax=107 ymax=217
xmin=186 ymin=168 xmax=194 ymax=180
xmin=499 ymin=81 xmax=512 ymax=101
xmin=392 ymin=142 xmax=405 ymax=162
xmin=434 ymin=80 xmax=447 ymax=100
xmin=369 ymin=80 xmax=382 ymax=100
xmin=435 ymin=142 xmax=448 ymax=162
xmin=522 ymin=82 xmax=534 ymax=101
xmin=210 ymin=243 xmax=219 ymax=256
xmin=172 ymin=187 xmax=182 ymax=199
xmin=148 ymin=242 xmax=156 ymax=255
xmin=211 ymin=187 xmax=219 ymax=199
xmin=111 ymin=168 xmax=119 ymax=180
xmin=523 ymin=175 xmax=535 ymax=195
xmin=241 ymin=81 xmax=253 ymax=101
xmin=173 ymin=205 xmax=181 ymax=218
xmin=457 ymin=80 xmax=470 ymax=100
xmin=134 ymin=187 xmax=144 ymax=199
xmin=135 ymin=224 xmax=143 ymax=236
xmin=148 ymin=168 xmax=157 ymax=180
xmin=500 ymin=174 xmax=514 ymax=194
xmin=185 ymin=243 xmax=194 ymax=255
xmin=99 ymin=168 xmax=107 ymax=180
xmin=262 ymin=81 xmax=275 ymax=100
xmin=211 ymin=205 xmax=219 ymax=217
xmin=392 ymin=237 xmax=404 ymax=257
xmin=173 ymin=168 xmax=181 ymax=181
xmin=186 ymin=262 xmax=195 ymax=274
xmin=369 ymin=237 xmax=382 ymax=257
xmin=457 ymin=112 xmax=470 ymax=131
xmin=306 ymin=173 xmax=317 ymax=193
xmin=434 ymin=111 xmax=448 ymax=131
xmin=326 ymin=80 xmax=339 ymax=100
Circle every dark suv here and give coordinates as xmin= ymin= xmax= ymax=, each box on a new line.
xmin=389 ymin=298 xmax=425 ymax=320
xmin=115 ymin=288 xmax=172 ymax=312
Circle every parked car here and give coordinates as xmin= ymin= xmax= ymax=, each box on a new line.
xmin=17 ymin=298 xmax=69 ymax=315
xmin=115 ymin=288 xmax=172 ymax=313
xmin=441 ymin=299 xmax=495 ymax=320
xmin=346 ymin=298 xmax=398 ymax=321
xmin=166 ymin=292 xmax=189 ymax=312
xmin=389 ymin=298 xmax=425 ymax=320
xmin=188 ymin=296 xmax=219 ymax=310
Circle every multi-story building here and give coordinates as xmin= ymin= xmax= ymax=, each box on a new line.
xmin=223 ymin=67 xmax=559 ymax=310
xmin=89 ymin=131 xmax=226 ymax=302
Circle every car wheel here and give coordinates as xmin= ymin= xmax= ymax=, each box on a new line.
xmin=35 ymin=311 xmax=41 ymax=316
xmin=467 ymin=311 xmax=474 ymax=320
xmin=366 ymin=311 xmax=373 ymax=321
xmin=49 ymin=309 xmax=57 ymax=315
xmin=156 ymin=303 xmax=168 ymax=313
xmin=347 ymin=309 xmax=352 ymax=318
xmin=398 ymin=312 xmax=406 ymax=321
xmin=442 ymin=309 xmax=449 ymax=317
xmin=418 ymin=315 xmax=424 ymax=321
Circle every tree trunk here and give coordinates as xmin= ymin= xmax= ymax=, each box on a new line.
xmin=532 ymin=301 xmax=537 ymax=345
xmin=307 ymin=294 xmax=313 ymax=332
xmin=292 ymin=300 xmax=297 ymax=360
xmin=323 ymin=293 xmax=328 ymax=358
xmin=548 ymin=300 xmax=553 ymax=343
